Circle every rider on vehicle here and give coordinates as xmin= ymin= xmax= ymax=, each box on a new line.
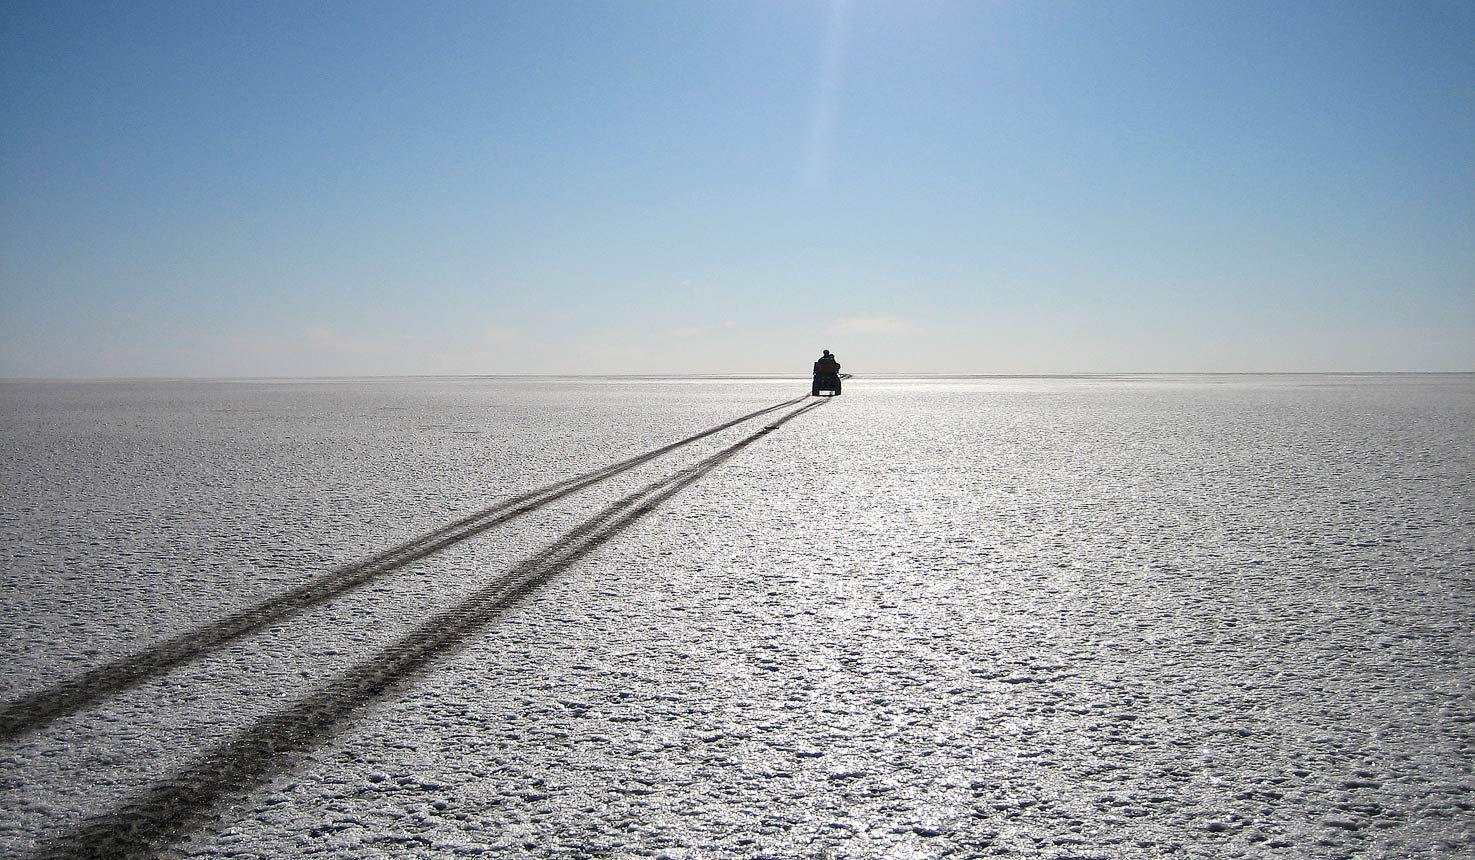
xmin=812 ymin=350 xmax=841 ymax=396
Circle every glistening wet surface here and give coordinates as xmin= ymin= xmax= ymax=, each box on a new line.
xmin=1 ymin=376 xmax=1472 ymax=858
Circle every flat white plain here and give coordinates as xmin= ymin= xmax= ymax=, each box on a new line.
xmin=1 ymin=376 xmax=1471 ymax=857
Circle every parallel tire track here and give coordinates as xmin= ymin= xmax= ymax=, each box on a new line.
xmin=0 ymin=395 xmax=809 ymax=743
xmin=27 ymin=398 xmax=828 ymax=859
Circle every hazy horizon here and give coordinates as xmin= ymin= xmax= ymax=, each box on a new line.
xmin=6 ymin=371 xmax=1474 ymax=384
xmin=4 ymin=2 xmax=1472 ymax=377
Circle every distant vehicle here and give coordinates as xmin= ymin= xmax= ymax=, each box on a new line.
xmin=812 ymin=350 xmax=842 ymax=397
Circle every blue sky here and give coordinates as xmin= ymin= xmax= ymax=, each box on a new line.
xmin=2 ymin=0 xmax=1471 ymax=376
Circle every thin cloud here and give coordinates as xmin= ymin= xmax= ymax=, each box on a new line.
xmin=830 ymin=316 xmax=913 ymax=334
xmin=671 ymin=321 xmax=737 ymax=338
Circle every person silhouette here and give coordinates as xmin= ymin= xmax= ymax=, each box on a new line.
xmin=812 ymin=349 xmax=841 ymax=396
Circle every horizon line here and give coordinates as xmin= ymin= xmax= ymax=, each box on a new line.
xmin=3 ymin=371 xmax=1473 ymax=384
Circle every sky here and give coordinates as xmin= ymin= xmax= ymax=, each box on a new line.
xmin=1 ymin=0 xmax=1472 ymax=377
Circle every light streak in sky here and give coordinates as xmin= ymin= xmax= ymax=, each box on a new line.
xmin=803 ymin=0 xmax=852 ymax=189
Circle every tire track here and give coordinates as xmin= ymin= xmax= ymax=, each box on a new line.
xmin=0 ymin=395 xmax=809 ymax=743
xmin=27 ymin=397 xmax=828 ymax=860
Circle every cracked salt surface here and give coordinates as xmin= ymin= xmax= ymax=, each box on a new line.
xmin=1 ymin=375 xmax=1472 ymax=858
